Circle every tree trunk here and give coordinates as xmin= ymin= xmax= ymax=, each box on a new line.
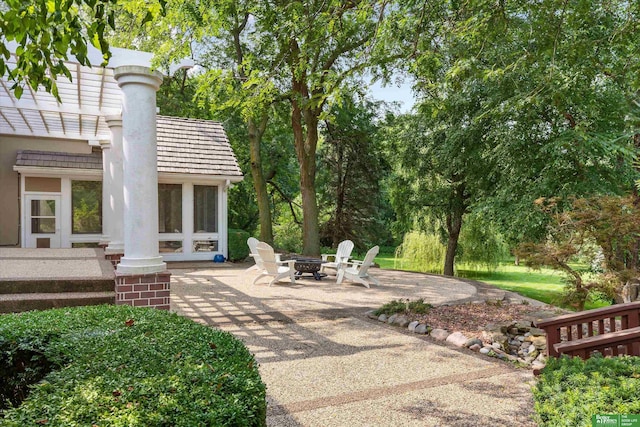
xmin=333 ymin=125 xmax=346 ymax=248
xmin=298 ymin=109 xmax=321 ymax=256
xmin=248 ymin=116 xmax=273 ymax=244
xmin=289 ymin=42 xmax=321 ymax=256
xmin=443 ymin=182 xmax=466 ymax=276
xmin=444 ymin=214 xmax=462 ymax=276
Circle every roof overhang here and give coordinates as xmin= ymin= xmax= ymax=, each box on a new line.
xmin=13 ymin=165 xmax=102 ymax=179
xmin=1 ymin=42 xmax=193 ymax=141
xmin=158 ymin=172 xmax=244 ymax=183
xmin=12 ymin=167 xmax=243 ymax=183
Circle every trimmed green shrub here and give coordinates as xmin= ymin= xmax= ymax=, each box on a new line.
xmin=228 ymin=228 xmax=251 ymax=261
xmin=373 ymin=298 xmax=432 ymax=316
xmin=534 ymin=355 xmax=640 ymax=427
xmin=0 ymin=305 xmax=266 ymax=426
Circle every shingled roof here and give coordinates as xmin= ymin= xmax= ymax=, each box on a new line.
xmin=157 ymin=115 xmax=242 ymax=178
xmin=16 ymin=149 xmax=102 ymax=170
xmin=15 ymin=116 xmax=243 ymax=179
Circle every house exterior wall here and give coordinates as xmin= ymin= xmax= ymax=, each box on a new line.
xmin=0 ymin=136 xmax=91 ymax=246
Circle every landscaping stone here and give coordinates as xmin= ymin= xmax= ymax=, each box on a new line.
xmin=529 ymin=336 xmax=547 ymax=348
xmin=366 ymin=310 xmax=378 ymax=320
xmin=469 ymin=344 xmax=481 ymax=352
xmin=446 ymin=331 xmax=468 ymax=347
xmin=378 ymin=313 xmax=388 ymax=322
xmin=465 ymin=337 xmax=483 ymax=348
xmin=387 ymin=314 xmax=398 ymax=324
xmin=414 ymin=324 xmax=429 ymax=335
xmin=430 ymin=328 xmax=450 ymax=341
xmin=479 ymin=347 xmax=492 ymax=355
xmin=528 ymin=327 xmax=546 ymax=336
xmin=408 ymin=321 xmax=419 ymax=332
xmin=391 ymin=314 xmax=410 ymax=327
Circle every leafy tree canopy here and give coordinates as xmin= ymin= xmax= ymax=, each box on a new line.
xmin=0 ymin=0 xmax=165 ymax=99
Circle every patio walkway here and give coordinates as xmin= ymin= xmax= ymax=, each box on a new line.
xmin=170 ymin=265 xmax=537 ymax=427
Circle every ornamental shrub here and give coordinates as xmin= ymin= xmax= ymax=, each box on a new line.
xmin=373 ymin=298 xmax=432 ymax=316
xmin=0 ymin=305 xmax=266 ymax=426
xmin=534 ymin=355 xmax=640 ymax=427
xmin=228 ymin=228 xmax=251 ymax=261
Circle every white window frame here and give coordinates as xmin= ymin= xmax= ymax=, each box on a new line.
xmin=157 ymin=177 xmax=228 ymax=261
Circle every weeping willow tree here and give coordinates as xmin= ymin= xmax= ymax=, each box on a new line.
xmin=394 ymin=231 xmax=446 ymax=274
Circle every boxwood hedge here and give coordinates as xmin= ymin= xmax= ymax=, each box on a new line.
xmin=534 ymin=355 xmax=640 ymax=427
xmin=0 ymin=305 xmax=266 ymax=426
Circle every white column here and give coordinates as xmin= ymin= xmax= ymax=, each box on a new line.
xmin=99 ymin=140 xmax=113 ymax=246
xmin=114 ymin=66 xmax=165 ymax=274
xmin=105 ymin=116 xmax=124 ymax=254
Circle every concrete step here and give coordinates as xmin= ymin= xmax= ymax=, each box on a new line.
xmin=0 ymin=291 xmax=115 ymax=313
xmin=0 ymin=279 xmax=114 ymax=294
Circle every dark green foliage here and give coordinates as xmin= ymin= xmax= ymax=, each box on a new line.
xmin=317 ymin=95 xmax=393 ymax=251
xmin=534 ymin=355 xmax=640 ymax=427
xmin=228 ymin=228 xmax=251 ymax=261
xmin=0 ymin=305 xmax=266 ymax=426
xmin=373 ymin=299 xmax=432 ymax=316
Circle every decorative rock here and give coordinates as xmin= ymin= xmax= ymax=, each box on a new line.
xmin=516 ymin=335 xmax=526 ymax=342
xmin=535 ymin=353 xmax=547 ymax=364
xmin=491 ymin=342 xmax=503 ymax=351
xmin=515 ymin=321 xmax=532 ymax=330
xmin=387 ymin=314 xmax=397 ymax=324
xmin=480 ymin=347 xmax=492 ymax=355
xmin=430 ymin=328 xmax=450 ymax=341
xmin=532 ymin=361 xmax=546 ymax=371
xmin=414 ymin=324 xmax=429 ymax=335
xmin=530 ymin=336 xmax=547 ymax=348
xmin=489 ymin=332 xmax=509 ymax=346
xmin=469 ymin=344 xmax=482 ymax=352
xmin=408 ymin=320 xmax=420 ymax=332
xmin=446 ymin=332 xmax=469 ymax=347
xmin=465 ymin=337 xmax=483 ymax=348
xmin=528 ymin=327 xmax=546 ymax=336
xmin=366 ymin=310 xmax=378 ymax=320
xmin=391 ymin=314 xmax=410 ymax=327
xmin=484 ymin=323 xmax=503 ymax=333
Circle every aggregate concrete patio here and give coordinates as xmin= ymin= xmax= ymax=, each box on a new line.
xmin=170 ymin=265 xmax=537 ymax=427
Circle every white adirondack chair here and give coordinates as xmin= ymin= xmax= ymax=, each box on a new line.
xmin=320 ymin=240 xmax=354 ymax=274
xmin=246 ymin=237 xmax=262 ymax=272
xmin=336 ymin=245 xmax=380 ymax=288
xmin=253 ymin=242 xmax=296 ymax=286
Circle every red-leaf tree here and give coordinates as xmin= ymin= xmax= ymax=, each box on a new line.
xmin=517 ymin=195 xmax=640 ymax=311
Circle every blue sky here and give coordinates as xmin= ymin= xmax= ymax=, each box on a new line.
xmin=368 ymin=78 xmax=416 ymax=113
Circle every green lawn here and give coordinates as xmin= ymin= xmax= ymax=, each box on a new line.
xmin=375 ymin=252 xmax=609 ymax=311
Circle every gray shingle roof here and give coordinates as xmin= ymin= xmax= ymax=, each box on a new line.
xmin=157 ymin=115 xmax=243 ymax=177
xmin=15 ymin=116 xmax=243 ymax=178
xmin=16 ymin=150 xmax=102 ymax=170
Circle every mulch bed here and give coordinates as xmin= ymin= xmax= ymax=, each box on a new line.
xmin=411 ymin=302 xmax=545 ymax=339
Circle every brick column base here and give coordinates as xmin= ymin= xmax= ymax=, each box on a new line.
xmin=115 ymin=271 xmax=171 ymax=310
xmin=105 ymin=253 xmax=124 ymax=268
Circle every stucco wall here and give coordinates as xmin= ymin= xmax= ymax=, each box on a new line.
xmin=0 ymin=136 xmax=92 ymax=246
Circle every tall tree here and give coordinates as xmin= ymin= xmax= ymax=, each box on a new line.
xmin=318 ymin=94 xmax=390 ymax=250
xmin=382 ymin=81 xmax=496 ymax=276
xmin=256 ymin=0 xmax=396 ymax=255
xmin=389 ymin=0 xmax=640 ymax=275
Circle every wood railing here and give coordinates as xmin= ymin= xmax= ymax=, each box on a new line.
xmin=535 ymin=301 xmax=640 ymax=360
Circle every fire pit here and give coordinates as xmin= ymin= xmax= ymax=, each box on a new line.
xmin=292 ymin=258 xmax=326 ymax=281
